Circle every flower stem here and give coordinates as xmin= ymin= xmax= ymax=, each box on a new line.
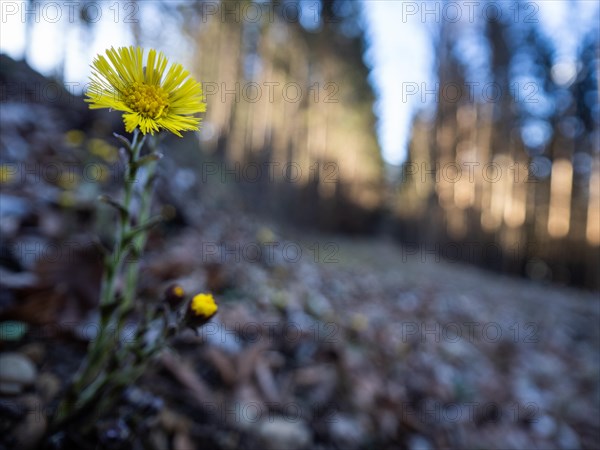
xmin=121 ymin=135 xmax=159 ymax=327
xmin=53 ymin=130 xmax=150 ymax=427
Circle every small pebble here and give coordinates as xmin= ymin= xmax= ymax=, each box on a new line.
xmin=532 ymin=414 xmax=556 ymax=439
xmin=0 ymin=352 xmax=37 ymax=395
xmin=557 ymin=423 xmax=581 ymax=450
xmin=407 ymin=435 xmax=433 ymax=450
xmin=256 ymin=416 xmax=311 ymax=450
xmin=329 ymin=414 xmax=366 ymax=448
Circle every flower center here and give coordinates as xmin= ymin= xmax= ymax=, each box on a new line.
xmin=123 ymin=82 xmax=169 ymax=119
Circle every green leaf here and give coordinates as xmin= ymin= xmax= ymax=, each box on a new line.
xmin=131 ymin=152 xmax=163 ymax=170
xmin=113 ymin=133 xmax=131 ymax=147
xmin=97 ymin=195 xmax=129 ymax=221
xmin=124 ymin=215 xmax=164 ymax=241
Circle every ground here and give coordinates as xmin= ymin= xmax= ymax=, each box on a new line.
xmin=1 ymin=205 xmax=598 ymax=449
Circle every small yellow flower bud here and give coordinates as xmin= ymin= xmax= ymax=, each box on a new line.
xmin=186 ymin=292 xmax=218 ymax=328
xmin=164 ymin=284 xmax=185 ymax=308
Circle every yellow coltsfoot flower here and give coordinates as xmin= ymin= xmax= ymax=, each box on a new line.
xmin=86 ymin=46 xmax=206 ymax=137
